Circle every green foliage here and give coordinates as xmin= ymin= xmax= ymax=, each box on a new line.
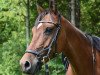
xmin=0 ymin=0 xmax=100 ymax=75
xmin=39 ymin=55 xmax=65 ymax=75
xmin=0 ymin=0 xmax=26 ymax=75
xmin=47 ymin=56 xmax=65 ymax=75
xmin=0 ymin=31 xmax=26 ymax=75
xmin=80 ymin=0 xmax=100 ymax=36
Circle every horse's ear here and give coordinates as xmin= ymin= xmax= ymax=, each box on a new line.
xmin=49 ymin=0 xmax=57 ymax=14
xmin=36 ymin=4 xmax=44 ymax=14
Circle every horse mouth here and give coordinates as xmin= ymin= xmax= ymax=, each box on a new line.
xmin=23 ymin=62 xmax=42 ymax=75
xmin=23 ymin=68 xmax=38 ymax=75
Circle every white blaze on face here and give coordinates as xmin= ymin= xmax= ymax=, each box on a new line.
xmin=37 ymin=23 xmax=43 ymax=29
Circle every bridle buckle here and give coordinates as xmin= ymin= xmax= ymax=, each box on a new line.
xmin=42 ymin=56 xmax=50 ymax=64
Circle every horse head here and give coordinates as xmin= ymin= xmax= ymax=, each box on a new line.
xmin=20 ymin=1 xmax=66 ymax=74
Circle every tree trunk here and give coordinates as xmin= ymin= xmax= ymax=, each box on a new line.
xmin=75 ymin=0 xmax=80 ymax=28
xmin=26 ymin=0 xmax=30 ymax=47
xmin=71 ymin=0 xmax=75 ymax=25
xmin=67 ymin=0 xmax=80 ymax=28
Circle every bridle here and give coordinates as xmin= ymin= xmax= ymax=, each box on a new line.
xmin=25 ymin=13 xmax=61 ymax=63
xmin=25 ymin=12 xmax=96 ymax=75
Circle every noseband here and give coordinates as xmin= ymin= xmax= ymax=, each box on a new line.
xmin=25 ymin=13 xmax=61 ymax=62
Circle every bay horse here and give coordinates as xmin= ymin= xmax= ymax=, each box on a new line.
xmin=20 ymin=1 xmax=100 ymax=75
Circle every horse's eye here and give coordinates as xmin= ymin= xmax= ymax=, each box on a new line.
xmin=44 ymin=27 xmax=53 ymax=35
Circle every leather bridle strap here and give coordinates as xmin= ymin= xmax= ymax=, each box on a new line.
xmin=85 ymin=34 xmax=96 ymax=75
xmin=25 ymin=22 xmax=61 ymax=58
xmin=25 ymin=14 xmax=61 ymax=60
xmin=25 ymin=50 xmax=40 ymax=56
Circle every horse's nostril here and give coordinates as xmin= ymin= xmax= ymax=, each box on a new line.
xmin=24 ymin=61 xmax=31 ymax=70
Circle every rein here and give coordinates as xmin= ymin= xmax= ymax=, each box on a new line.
xmin=25 ymin=13 xmax=62 ymax=75
xmin=91 ymin=36 xmax=96 ymax=75
xmin=86 ymin=34 xmax=96 ymax=75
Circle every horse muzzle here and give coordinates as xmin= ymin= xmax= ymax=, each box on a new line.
xmin=20 ymin=56 xmax=42 ymax=75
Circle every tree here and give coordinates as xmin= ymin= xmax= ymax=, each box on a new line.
xmin=80 ymin=0 xmax=100 ymax=36
xmin=67 ymin=0 xmax=80 ymax=28
xmin=26 ymin=0 xmax=30 ymax=47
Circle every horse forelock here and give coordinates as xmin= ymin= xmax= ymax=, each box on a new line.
xmin=35 ymin=9 xmax=50 ymax=26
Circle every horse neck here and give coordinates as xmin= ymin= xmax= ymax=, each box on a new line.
xmin=60 ymin=17 xmax=94 ymax=75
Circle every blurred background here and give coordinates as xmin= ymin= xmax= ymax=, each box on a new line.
xmin=0 ymin=0 xmax=99 ymax=75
